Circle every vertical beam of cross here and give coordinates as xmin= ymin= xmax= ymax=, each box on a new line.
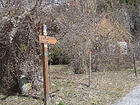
xmin=42 ymin=25 xmax=49 ymax=105
xmin=39 ymin=25 xmax=57 ymax=105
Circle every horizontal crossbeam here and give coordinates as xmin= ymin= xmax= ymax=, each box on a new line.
xmin=39 ymin=35 xmax=57 ymax=44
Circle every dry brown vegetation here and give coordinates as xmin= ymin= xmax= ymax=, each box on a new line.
xmin=0 ymin=65 xmax=140 ymax=105
xmin=0 ymin=0 xmax=140 ymax=104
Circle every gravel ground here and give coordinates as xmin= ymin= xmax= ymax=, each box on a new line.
xmin=113 ymin=82 xmax=140 ymax=105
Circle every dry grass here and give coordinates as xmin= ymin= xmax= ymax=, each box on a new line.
xmin=0 ymin=65 xmax=140 ymax=105
xmin=49 ymin=65 xmax=140 ymax=105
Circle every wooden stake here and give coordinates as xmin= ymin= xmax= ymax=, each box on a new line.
xmin=133 ymin=52 xmax=137 ymax=78
xmin=89 ymin=52 xmax=92 ymax=87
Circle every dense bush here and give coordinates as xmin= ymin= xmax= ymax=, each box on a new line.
xmin=120 ymin=0 xmax=136 ymax=6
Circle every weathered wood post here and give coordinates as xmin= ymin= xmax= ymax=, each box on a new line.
xmin=89 ymin=51 xmax=92 ymax=87
xmin=133 ymin=52 xmax=137 ymax=77
xmin=39 ymin=25 xmax=57 ymax=105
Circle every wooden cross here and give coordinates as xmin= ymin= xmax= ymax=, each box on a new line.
xmin=39 ymin=25 xmax=57 ymax=105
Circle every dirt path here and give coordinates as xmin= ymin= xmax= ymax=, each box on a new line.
xmin=113 ymin=82 xmax=140 ymax=105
